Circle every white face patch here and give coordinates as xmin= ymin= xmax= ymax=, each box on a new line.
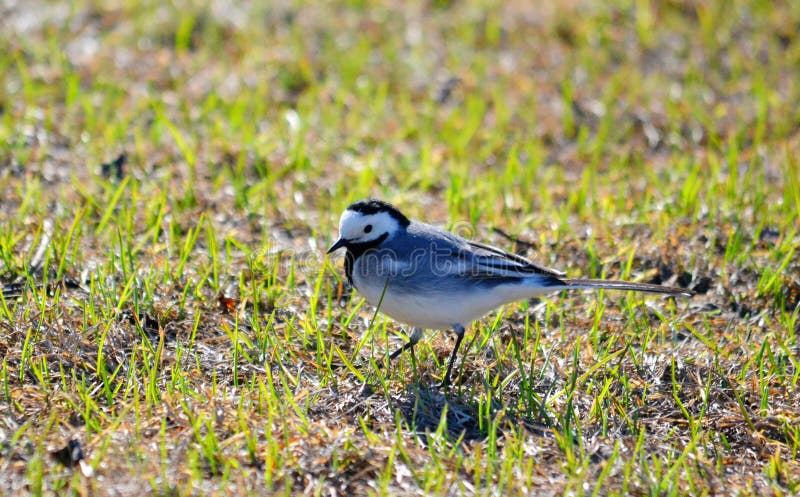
xmin=338 ymin=209 xmax=399 ymax=244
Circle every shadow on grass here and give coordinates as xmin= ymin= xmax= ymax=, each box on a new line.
xmin=393 ymin=384 xmax=553 ymax=447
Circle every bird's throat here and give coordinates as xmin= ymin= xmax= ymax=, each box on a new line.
xmin=343 ymin=232 xmax=389 ymax=285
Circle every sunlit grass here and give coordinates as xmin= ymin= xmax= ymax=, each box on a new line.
xmin=0 ymin=0 xmax=798 ymax=495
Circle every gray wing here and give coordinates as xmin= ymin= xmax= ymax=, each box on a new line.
xmin=403 ymin=222 xmax=566 ymax=286
xmin=464 ymin=240 xmax=566 ymax=277
xmin=381 ymin=223 xmax=690 ymax=296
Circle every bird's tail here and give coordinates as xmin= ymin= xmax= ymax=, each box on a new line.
xmin=561 ymin=278 xmax=695 ymax=297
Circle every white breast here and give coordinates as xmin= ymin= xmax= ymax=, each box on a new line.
xmin=351 ymin=257 xmax=551 ymax=329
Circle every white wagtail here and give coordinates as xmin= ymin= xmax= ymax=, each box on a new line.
xmin=327 ymin=199 xmax=694 ymax=388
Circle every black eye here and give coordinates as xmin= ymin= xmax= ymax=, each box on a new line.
xmin=363 ymin=224 xmax=373 ymax=234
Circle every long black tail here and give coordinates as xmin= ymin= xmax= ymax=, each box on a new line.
xmin=562 ymin=278 xmax=695 ymax=297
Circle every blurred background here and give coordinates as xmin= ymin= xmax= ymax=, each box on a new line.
xmin=1 ymin=1 xmax=798 ymax=495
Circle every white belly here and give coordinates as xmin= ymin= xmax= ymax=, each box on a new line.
xmin=352 ymin=274 xmax=548 ymax=329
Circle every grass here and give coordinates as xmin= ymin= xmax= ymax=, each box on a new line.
xmin=1 ymin=0 xmax=799 ymax=495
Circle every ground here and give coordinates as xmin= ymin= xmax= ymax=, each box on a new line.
xmin=0 ymin=0 xmax=799 ymax=495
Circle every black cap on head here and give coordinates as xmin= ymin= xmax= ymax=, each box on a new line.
xmin=347 ymin=199 xmax=411 ymax=227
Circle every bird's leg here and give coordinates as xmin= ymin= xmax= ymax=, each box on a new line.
xmin=387 ymin=327 xmax=424 ymax=361
xmin=440 ymin=325 xmax=466 ymax=390
xmin=364 ymin=328 xmax=423 ymax=396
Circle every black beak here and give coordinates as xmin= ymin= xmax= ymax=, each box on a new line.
xmin=327 ymin=237 xmax=348 ymax=254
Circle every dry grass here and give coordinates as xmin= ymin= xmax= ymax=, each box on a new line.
xmin=1 ymin=0 xmax=798 ymax=495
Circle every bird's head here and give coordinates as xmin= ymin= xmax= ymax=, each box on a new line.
xmin=327 ymin=199 xmax=410 ymax=253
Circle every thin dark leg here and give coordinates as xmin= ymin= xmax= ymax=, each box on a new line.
xmin=364 ymin=328 xmax=423 ymax=395
xmin=388 ymin=340 xmax=415 ymax=360
xmin=386 ymin=327 xmax=424 ymax=363
xmin=440 ymin=325 xmax=465 ymax=389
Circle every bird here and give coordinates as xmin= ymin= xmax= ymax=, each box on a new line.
xmin=327 ymin=199 xmax=694 ymax=388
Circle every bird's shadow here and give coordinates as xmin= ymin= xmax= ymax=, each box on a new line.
xmin=392 ymin=383 xmax=553 ymax=447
